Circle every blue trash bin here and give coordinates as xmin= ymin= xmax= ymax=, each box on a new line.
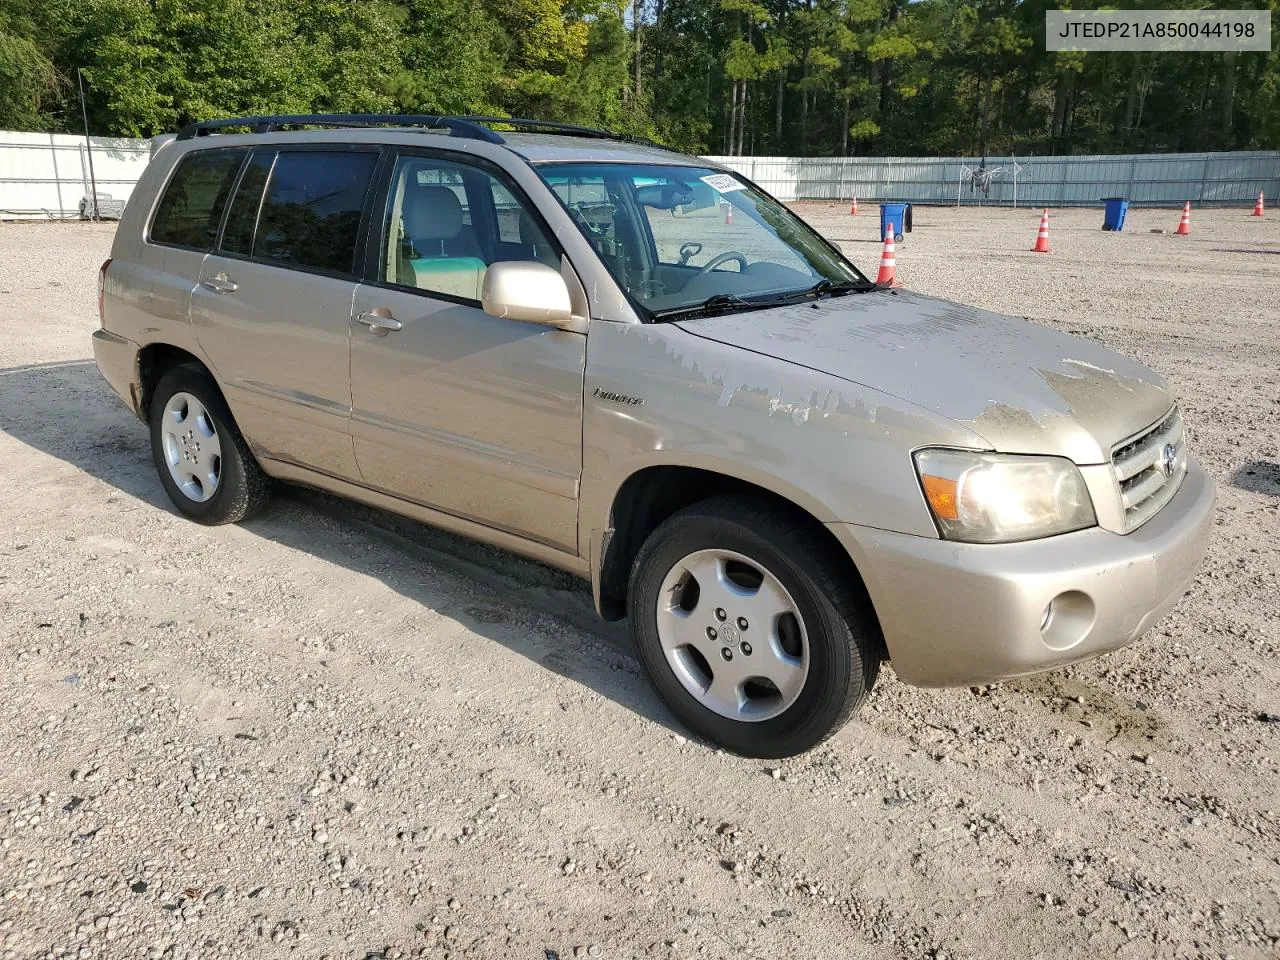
xmin=879 ymin=202 xmax=912 ymax=242
xmin=1102 ymin=197 xmax=1129 ymax=232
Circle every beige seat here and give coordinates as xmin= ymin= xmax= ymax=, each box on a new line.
xmin=401 ymin=184 xmax=486 ymax=300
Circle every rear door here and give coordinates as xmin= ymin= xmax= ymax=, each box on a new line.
xmin=125 ymin=146 xmax=246 ymax=354
xmin=348 ymin=149 xmax=586 ymax=550
xmin=190 ymin=145 xmax=380 ymax=480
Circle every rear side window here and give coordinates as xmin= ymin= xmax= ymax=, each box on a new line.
xmin=220 ymin=150 xmax=273 ymax=256
xmin=150 ymin=148 xmax=245 ymax=249
xmin=251 ymin=150 xmax=378 ymax=276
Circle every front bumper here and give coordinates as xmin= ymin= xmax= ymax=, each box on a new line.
xmin=829 ymin=459 xmax=1216 ymax=687
xmin=92 ymin=328 xmax=143 ymax=419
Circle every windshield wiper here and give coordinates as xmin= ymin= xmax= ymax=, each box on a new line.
xmin=733 ymin=278 xmax=873 ymax=311
xmin=649 ymin=280 xmax=873 ymax=322
xmin=651 ymin=293 xmax=764 ymax=320
xmin=797 ymin=278 xmax=876 ymax=298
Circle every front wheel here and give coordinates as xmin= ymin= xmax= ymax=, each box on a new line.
xmin=628 ymin=497 xmax=881 ymax=758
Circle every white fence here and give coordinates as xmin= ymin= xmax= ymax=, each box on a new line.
xmin=705 ymin=151 xmax=1280 ymax=207
xmin=0 ymin=131 xmax=150 ymax=219
xmin=3 ymin=129 xmax=1278 ymax=218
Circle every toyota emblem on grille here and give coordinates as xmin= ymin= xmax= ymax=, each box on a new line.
xmin=1161 ymin=443 xmax=1177 ymax=478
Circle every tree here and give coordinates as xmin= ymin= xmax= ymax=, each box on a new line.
xmin=1 ymin=0 xmax=1274 ymax=157
xmin=388 ymin=0 xmax=499 ymax=114
xmin=0 ymin=26 xmax=61 ymax=131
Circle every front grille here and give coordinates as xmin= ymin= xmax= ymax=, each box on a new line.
xmin=1111 ymin=406 xmax=1186 ymax=531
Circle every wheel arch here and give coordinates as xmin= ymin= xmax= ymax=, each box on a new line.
xmin=137 ymin=343 xmax=215 ymax=421
xmin=593 ymin=464 xmax=878 ymax=636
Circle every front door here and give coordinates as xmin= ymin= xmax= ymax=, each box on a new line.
xmin=349 ymin=150 xmax=585 ymax=551
xmin=190 ymin=145 xmax=380 ymax=480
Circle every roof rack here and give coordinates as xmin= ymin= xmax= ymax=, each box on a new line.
xmin=456 ymin=116 xmax=638 ymax=141
xmin=174 ymin=113 xmax=668 ymax=149
xmin=175 ymin=114 xmax=505 ymax=143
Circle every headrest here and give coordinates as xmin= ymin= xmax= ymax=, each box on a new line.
xmin=404 ymin=183 xmax=464 ymax=241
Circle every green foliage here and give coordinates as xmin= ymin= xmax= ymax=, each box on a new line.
xmin=721 ymin=0 xmax=772 ymax=25
xmin=0 ymin=0 xmax=1274 ymax=157
xmin=388 ymin=0 xmax=499 ymax=115
xmin=0 ymin=28 xmax=59 ymax=131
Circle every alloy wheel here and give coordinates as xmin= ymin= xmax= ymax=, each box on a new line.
xmin=655 ymin=548 xmax=809 ymax=722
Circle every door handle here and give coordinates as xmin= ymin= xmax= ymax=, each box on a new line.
xmin=201 ymin=274 xmax=237 ymax=294
xmin=355 ymin=309 xmax=402 ymax=333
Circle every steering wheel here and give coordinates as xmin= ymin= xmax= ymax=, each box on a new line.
xmin=696 ymin=251 xmax=748 ymax=276
xmin=677 ymin=241 xmax=703 ymax=266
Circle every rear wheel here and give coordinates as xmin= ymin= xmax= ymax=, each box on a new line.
xmin=149 ymin=364 xmax=271 ymax=524
xmin=628 ymin=497 xmax=881 ymax=758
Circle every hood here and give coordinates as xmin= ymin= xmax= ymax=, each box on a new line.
xmin=674 ymin=290 xmax=1172 ymax=464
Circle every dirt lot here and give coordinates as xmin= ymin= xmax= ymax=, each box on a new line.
xmin=1 ymin=205 xmax=1277 ymax=960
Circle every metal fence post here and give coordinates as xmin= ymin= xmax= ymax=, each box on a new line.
xmin=77 ymin=69 xmax=99 ymax=221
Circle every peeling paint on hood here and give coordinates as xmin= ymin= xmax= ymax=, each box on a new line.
xmin=674 ymin=290 xmax=1173 ymax=463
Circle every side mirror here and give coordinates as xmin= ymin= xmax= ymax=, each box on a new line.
xmin=481 ymin=260 xmax=575 ymax=329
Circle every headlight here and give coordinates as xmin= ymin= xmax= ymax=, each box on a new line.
xmin=913 ymin=449 xmax=1096 ymax=543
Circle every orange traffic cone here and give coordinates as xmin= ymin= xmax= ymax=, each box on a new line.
xmin=1253 ymin=192 xmax=1265 ymax=217
xmin=1175 ymin=201 xmax=1191 ymax=236
xmin=1030 ymin=208 xmax=1051 ymax=253
xmin=875 ymin=222 xmax=901 ymax=287
xmin=849 ymin=196 xmax=858 ymax=216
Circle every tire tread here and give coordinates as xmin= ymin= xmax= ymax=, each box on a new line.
xmin=150 ymin=363 xmax=272 ymax=525
xmin=628 ymin=495 xmax=881 ymax=757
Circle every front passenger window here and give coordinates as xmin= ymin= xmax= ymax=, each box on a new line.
xmin=382 ymin=157 xmax=558 ymax=302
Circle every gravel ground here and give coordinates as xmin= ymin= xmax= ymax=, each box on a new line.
xmin=1 ymin=205 xmax=1277 ymax=960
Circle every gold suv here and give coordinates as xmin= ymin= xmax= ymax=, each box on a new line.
xmin=93 ymin=114 xmax=1215 ymax=757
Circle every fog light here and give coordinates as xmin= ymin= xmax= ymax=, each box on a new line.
xmin=1039 ymin=591 xmax=1095 ymax=652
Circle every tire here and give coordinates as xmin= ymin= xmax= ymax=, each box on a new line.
xmin=627 ymin=496 xmax=881 ymax=758
xmin=149 ymin=363 xmax=272 ymax=524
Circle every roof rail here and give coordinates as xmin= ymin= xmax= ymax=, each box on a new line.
xmin=455 ymin=116 xmax=635 ymax=141
xmin=175 ymin=114 xmax=505 ymax=143
xmin=173 ymin=113 xmax=669 ymax=149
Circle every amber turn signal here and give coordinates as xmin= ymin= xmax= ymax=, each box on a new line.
xmin=920 ymin=474 xmax=959 ymax=521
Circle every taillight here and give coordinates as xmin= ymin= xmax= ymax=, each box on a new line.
xmin=98 ymin=258 xmax=112 ymax=327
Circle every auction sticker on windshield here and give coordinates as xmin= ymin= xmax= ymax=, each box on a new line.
xmin=701 ymin=173 xmax=745 ymax=193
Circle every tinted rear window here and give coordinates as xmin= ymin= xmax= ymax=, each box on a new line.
xmin=150 ymin=148 xmax=245 ymax=249
xmin=220 ymin=151 xmax=273 ymax=257
xmin=251 ymin=151 xmax=378 ymax=275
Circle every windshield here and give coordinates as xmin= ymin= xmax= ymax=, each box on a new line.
xmin=537 ymin=162 xmax=870 ymax=319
